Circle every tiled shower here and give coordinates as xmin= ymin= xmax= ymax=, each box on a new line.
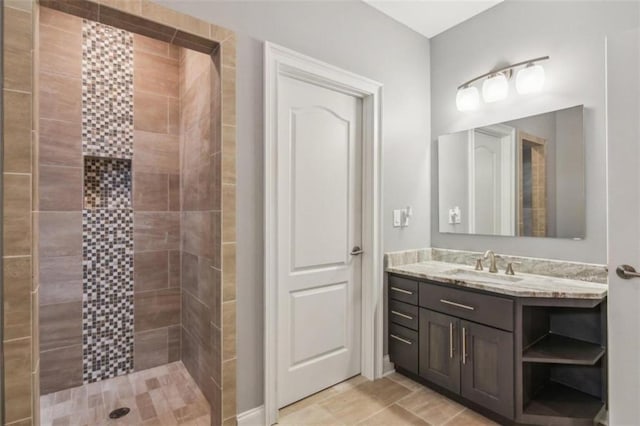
xmin=36 ymin=4 xmax=223 ymax=417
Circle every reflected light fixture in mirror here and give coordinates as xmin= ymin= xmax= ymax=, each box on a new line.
xmin=482 ymin=72 xmax=509 ymax=103
xmin=516 ymin=63 xmax=545 ymax=94
xmin=456 ymin=85 xmax=480 ymax=111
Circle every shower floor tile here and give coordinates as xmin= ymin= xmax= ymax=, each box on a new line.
xmin=40 ymin=361 xmax=210 ymax=426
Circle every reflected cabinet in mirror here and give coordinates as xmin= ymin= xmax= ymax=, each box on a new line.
xmin=438 ymin=105 xmax=585 ymax=239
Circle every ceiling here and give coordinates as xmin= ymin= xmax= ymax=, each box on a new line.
xmin=364 ymin=0 xmax=503 ymax=39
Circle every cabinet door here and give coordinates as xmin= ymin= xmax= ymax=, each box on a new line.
xmin=419 ymin=308 xmax=460 ymax=394
xmin=460 ymin=320 xmax=514 ymax=419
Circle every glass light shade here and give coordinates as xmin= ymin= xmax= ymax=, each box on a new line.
xmin=482 ymin=73 xmax=509 ymax=103
xmin=516 ymin=64 xmax=545 ymax=94
xmin=456 ymin=86 xmax=480 ymax=111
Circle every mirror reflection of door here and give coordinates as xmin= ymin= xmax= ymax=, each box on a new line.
xmin=518 ymin=131 xmax=547 ymax=237
xmin=468 ymin=125 xmax=516 ymax=236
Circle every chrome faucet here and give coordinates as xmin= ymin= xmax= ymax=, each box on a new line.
xmin=483 ymin=250 xmax=499 ymax=273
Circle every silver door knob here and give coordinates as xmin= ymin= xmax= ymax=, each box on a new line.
xmin=616 ymin=264 xmax=640 ymax=279
xmin=350 ymin=246 xmax=364 ymax=256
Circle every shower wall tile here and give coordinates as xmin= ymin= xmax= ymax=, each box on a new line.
xmin=182 ymin=291 xmax=211 ymax=349
xmin=39 ymin=71 xmax=82 ymax=123
xmin=39 ymin=165 xmax=83 ymax=211
xmin=222 ymin=124 xmax=236 ymax=185
xmin=3 ymin=256 xmax=32 ymax=341
xmin=133 ymin=211 xmax=180 ymax=251
xmin=39 ymin=118 xmax=82 ymax=167
xmin=168 ymin=325 xmax=181 ymax=362
xmin=3 ymin=173 xmax=32 ymax=256
xmin=134 ymin=50 xmax=179 ymax=96
xmin=38 ymin=211 xmax=83 ymax=257
xmin=3 ymin=90 xmax=32 ymax=174
xmin=222 ymin=300 xmax=236 ymax=361
xmin=134 ymin=33 xmax=173 ymax=58
xmin=4 ymin=337 xmax=32 ymax=423
xmin=39 ymin=18 xmax=82 ymax=78
xmin=134 ymin=328 xmax=169 ymax=371
xmin=3 ymin=6 xmax=32 ymax=93
xmin=84 ymin=157 xmax=132 ymax=209
xmin=133 ymin=171 xmax=168 ymax=211
xmin=133 ymin=130 xmax=180 ymax=174
xmin=39 ymin=6 xmax=83 ymax=33
xmin=40 ymin=344 xmax=83 ymax=395
xmin=169 ymin=174 xmax=180 ymax=211
xmin=222 ymin=358 xmax=237 ymax=419
xmin=222 ymin=243 xmax=236 ymax=302
xmin=81 ymin=19 xmax=133 ymax=159
xmin=134 ymin=90 xmax=170 ymax=133
xmin=40 ymin=301 xmax=83 ymax=351
xmin=134 ymin=250 xmax=169 ymax=292
xmin=134 ymin=288 xmax=181 ymax=332
xmin=39 ymin=255 xmax=83 ymax=305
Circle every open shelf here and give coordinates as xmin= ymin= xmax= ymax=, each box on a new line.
xmin=523 ymin=333 xmax=605 ymax=365
xmin=523 ymin=381 xmax=604 ymax=421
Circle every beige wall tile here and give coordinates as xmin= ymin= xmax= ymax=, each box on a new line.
xmin=168 ymin=98 xmax=180 ymax=135
xmin=133 ymin=33 xmax=169 ymax=57
xmin=31 ymin=289 xmax=39 ymax=369
xmin=4 ymin=90 xmax=32 ymax=173
xmin=4 ymin=337 xmax=32 ymax=423
xmin=134 ymin=328 xmax=169 ymax=371
xmin=5 ymin=0 xmax=32 ymax=11
xmin=39 ymin=118 xmax=82 ymax=167
xmin=38 ymin=211 xmax=82 ymax=257
xmin=3 ymin=173 xmax=31 ymax=256
xmin=222 ymin=301 xmax=236 ymax=361
xmin=134 ymin=250 xmax=169 ymax=292
xmin=168 ymin=324 xmax=181 ymax=362
xmin=134 ymin=91 xmax=169 ymax=133
xmin=99 ymin=0 xmax=142 ymax=16
xmin=222 ymin=184 xmax=236 ymax=243
xmin=39 ymin=71 xmax=81 ymax=122
xmin=222 ymin=243 xmax=236 ymax=302
xmin=140 ymin=0 xmax=182 ymax=29
xmin=40 ymin=301 xmax=82 ymax=351
xmin=3 ymin=6 xmax=32 ymax=92
xmin=133 ymin=130 xmax=179 ymax=174
xmin=39 ymin=165 xmax=82 ymax=211
xmin=177 ymin=13 xmax=209 ymax=38
xmin=133 ymin=171 xmax=169 ymax=211
xmin=3 ymin=256 xmax=32 ymax=340
xmin=222 ymin=125 xmax=236 ymax=185
xmin=134 ymin=50 xmax=179 ymax=98
xmin=39 ymin=256 xmax=82 ymax=305
xmin=134 ymin=211 xmax=180 ymax=252
xmin=39 ymin=20 xmax=82 ymax=78
xmin=168 ymin=174 xmax=180 ymax=211
xmin=40 ymin=344 xmax=83 ymax=395
xmin=222 ymin=65 xmax=236 ymax=126
xmin=134 ymin=288 xmax=181 ymax=332
xmin=222 ymin=358 xmax=236 ymax=420
xmin=39 ymin=5 xmax=83 ymax=32
xmin=221 ymin=35 xmax=236 ymax=68
xmin=168 ymin=250 xmax=181 ymax=288
xmin=209 ymin=23 xmax=232 ymax=43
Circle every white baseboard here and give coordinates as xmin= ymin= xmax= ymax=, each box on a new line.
xmin=237 ymin=405 xmax=266 ymax=426
xmin=382 ymin=354 xmax=395 ymax=377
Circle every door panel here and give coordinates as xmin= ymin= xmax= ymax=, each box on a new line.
xmin=461 ymin=320 xmax=514 ymax=419
xmin=277 ymin=74 xmax=363 ymax=407
xmin=419 ymin=308 xmax=460 ymax=393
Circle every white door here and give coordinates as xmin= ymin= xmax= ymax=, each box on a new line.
xmin=606 ymin=28 xmax=640 ymax=424
xmin=276 ymin=74 xmax=363 ymax=407
xmin=472 ymin=130 xmax=503 ymax=235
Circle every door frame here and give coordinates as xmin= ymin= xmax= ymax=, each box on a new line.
xmin=264 ymin=41 xmax=383 ymax=425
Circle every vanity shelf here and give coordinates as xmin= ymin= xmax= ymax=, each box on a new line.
xmin=523 ymin=334 xmax=605 ymax=365
xmin=522 ymin=381 xmax=604 ymax=423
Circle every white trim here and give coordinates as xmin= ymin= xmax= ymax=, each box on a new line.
xmin=237 ymin=406 xmax=266 ymax=426
xmin=382 ymin=355 xmax=395 ymax=377
xmin=264 ymin=41 xmax=383 ymax=426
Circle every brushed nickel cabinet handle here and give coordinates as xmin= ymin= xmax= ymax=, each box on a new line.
xmin=390 ymin=334 xmax=412 ymax=345
xmin=449 ymin=322 xmax=454 ymax=358
xmin=462 ymin=327 xmax=468 ymax=365
xmin=391 ymin=287 xmax=413 ymax=295
xmin=440 ymin=299 xmax=475 ymax=311
xmin=391 ymin=310 xmax=413 ymax=320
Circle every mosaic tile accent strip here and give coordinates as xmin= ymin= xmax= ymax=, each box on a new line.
xmin=84 ymin=157 xmax=132 ymax=209
xmin=82 ymin=208 xmax=134 ymax=382
xmin=81 ymin=20 xmax=134 ymax=159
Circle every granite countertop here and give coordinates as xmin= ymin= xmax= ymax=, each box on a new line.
xmin=386 ymin=261 xmax=608 ymax=299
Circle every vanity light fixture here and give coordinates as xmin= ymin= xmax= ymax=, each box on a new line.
xmin=456 ymin=56 xmax=549 ymax=111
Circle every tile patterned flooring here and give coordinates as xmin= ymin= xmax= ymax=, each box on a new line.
xmin=278 ymin=373 xmax=498 ymax=426
xmin=41 ymin=363 xmax=497 ymax=426
xmin=40 ymin=362 xmax=210 ymax=425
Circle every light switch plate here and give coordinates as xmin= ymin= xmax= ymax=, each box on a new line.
xmin=393 ymin=210 xmax=402 ymax=227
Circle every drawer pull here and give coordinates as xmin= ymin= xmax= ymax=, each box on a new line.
xmin=391 ymin=310 xmax=413 ymax=320
xmin=390 ymin=334 xmax=412 ymax=345
xmin=440 ymin=299 xmax=475 ymax=311
xmin=391 ymin=287 xmax=413 ymax=295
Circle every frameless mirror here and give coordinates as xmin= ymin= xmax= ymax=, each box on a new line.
xmin=437 ymin=105 xmax=585 ymax=239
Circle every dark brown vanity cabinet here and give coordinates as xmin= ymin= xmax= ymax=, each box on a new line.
xmin=418 ymin=309 xmax=460 ymax=393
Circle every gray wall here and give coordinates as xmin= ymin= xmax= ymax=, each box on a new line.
xmin=159 ymin=0 xmax=431 ymax=413
xmin=430 ymin=0 xmax=640 ymax=264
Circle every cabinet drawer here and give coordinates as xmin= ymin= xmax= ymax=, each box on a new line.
xmin=389 ymin=275 xmax=418 ymax=305
xmin=389 ymin=300 xmax=419 ymax=330
xmin=389 ymin=323 xmax=418 ymax=374
xmin=419 ymin=281 xmax=513 ymax=331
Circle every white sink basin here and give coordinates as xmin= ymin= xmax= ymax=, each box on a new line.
xmin=445 ymin=268 xmax=523 ymax=284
